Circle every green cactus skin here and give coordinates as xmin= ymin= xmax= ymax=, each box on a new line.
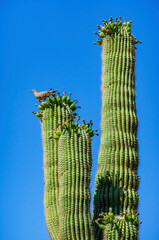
xmin=41 ymin=103 xmax=73 ymax=240
xmin=93 ymin=18 xmax=140 ymax=239
xmin=103 ymin=221 xmax=138 ymax=240
xmin=58 ymin=129 xmax=95 ymax=240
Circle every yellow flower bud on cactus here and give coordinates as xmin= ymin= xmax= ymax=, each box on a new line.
xmin=56 ymin=130 xmax=62 ymax=136
xmin=99 ymin=32 xmax=105 ymax=38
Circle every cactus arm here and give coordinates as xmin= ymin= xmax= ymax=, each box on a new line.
xmin=33 ymin=93 xmax=80 ymax=239
xmin=58 ymin=128 xmax=95 ymax=240
xmin=93 ymin=17 xmax=141 ymax=239
xmin=42 ymin=108 xmax=59 ymax=240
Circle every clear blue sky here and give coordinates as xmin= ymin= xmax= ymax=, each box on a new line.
xmin=0 ymin=0 xmax=159 ymax=239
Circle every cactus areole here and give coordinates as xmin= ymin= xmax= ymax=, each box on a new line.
xmin=32 ymin=16 xmax=141 ymax=240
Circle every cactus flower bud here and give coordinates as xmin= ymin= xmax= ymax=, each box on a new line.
xmin=99 ymin=32 xmax=105 ymax=38
xmin=54 ymin=134 xmax=60 ymax=139
xmin=97 ymin=39 xmax=102 ymax=45
xmin=38 ymin=105 xmax=44 ymax=111
xmin=41 ymin=102 xmax=49 ymax=108
xmin=62 ymin=95 xmax=67 ymax=102
xmin=56 ymin=130 xmax=62 ymax=136
xmin=36 ymin=112 xmax=43 ymax=118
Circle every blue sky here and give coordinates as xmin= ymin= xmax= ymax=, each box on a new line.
xmin=0 ymin=0 xmax=159 ymax=239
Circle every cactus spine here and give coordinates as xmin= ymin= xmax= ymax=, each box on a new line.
xmin=93 ymin=17 xmax=141 ymax=239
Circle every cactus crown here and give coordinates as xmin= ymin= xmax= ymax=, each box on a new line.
xmin=32 ymin=90 xmax=98 ymax=139
xmin=32 ymin=91 xmax=81 ymax=118
xmin=94 ymin=16 xmax=142 ymax=45
xmin=95 ymin=209 xmax=142 ymax=230
xmin=54 ymin=120 xmax=98 ymax=139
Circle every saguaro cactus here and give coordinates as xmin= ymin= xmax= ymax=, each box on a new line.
xmin=93 ymin=16 xmax=141 ymax=239
xmin=32 ymin=16 xmax=141 ymax=240
xmin=33 ymin=92 xmax=97 ymax=239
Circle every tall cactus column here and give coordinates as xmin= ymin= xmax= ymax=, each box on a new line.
xmin=32 ymin=92 xmax=98 ymax=239
xmin=93 ymin=17 xmax=141 ymax=239
xmin=33 ymin=92 xmax=80 ymax=239
xmin=58 ymin=127 xmax=95 ymax=240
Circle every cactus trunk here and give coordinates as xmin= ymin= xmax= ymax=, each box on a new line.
xmin=58 ymin=129 xmax=95 ymax=240
xmin=93 ymin=22 xmax=140 ymax=239
xmin=41 ymin=103 xmax=74 ymax=239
